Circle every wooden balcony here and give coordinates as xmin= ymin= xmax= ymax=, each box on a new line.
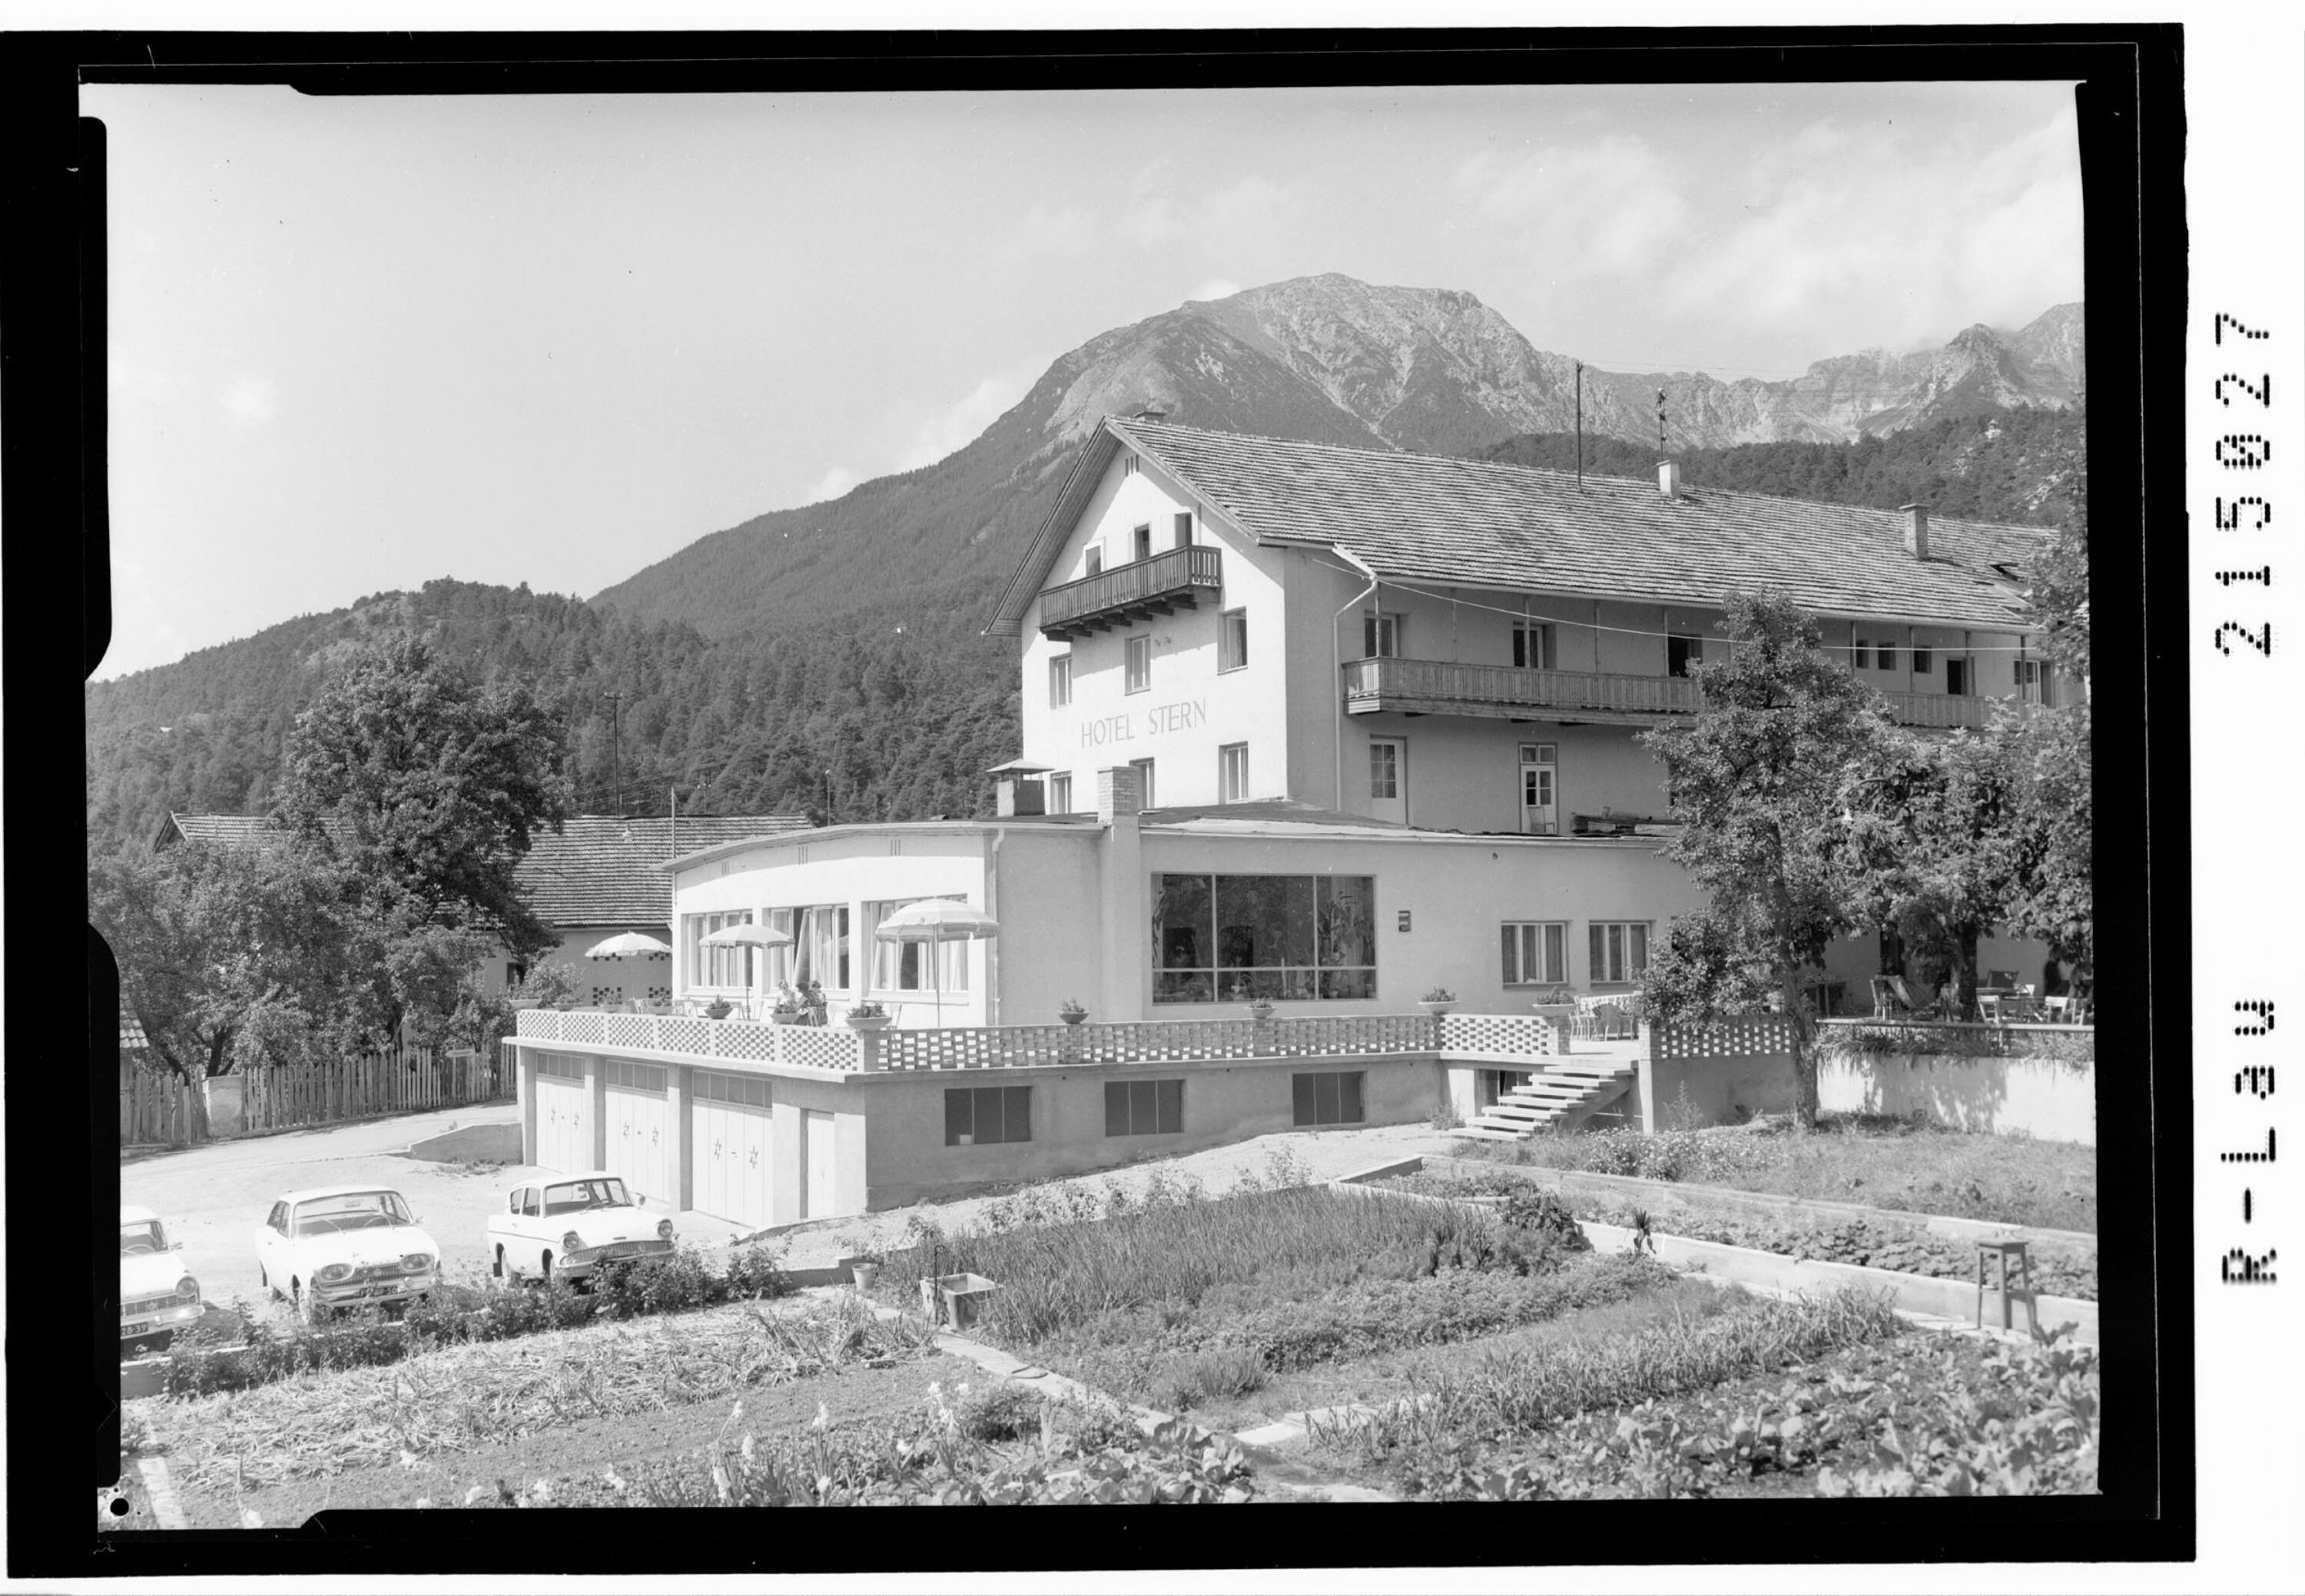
xmin=1038 ymin=546 xmax=1223 ymax=641
xmin=1342 ymin=657 xmax=1995 ymax=730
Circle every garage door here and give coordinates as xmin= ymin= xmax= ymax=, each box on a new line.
xmin=604 ymin=1060 xmax=674 ymax=1203
xmin=533 ymin=1054 xmax=592 ymax=1173
xmin=692 ymin=1070 xmax=774 ymax=1229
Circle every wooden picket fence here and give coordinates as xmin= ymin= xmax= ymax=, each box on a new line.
xmin=237 ymin=1040 xmax=515 ymax=1136
xmin=120 ymin=1067 xmax=198 ymax=1148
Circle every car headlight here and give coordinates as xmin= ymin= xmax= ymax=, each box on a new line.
xmin=400 ymin=1253 xmax=434 ymax=1273
xmin=562 ymin=1231 xmax=585 ymax=1254
xmin=317 ymin=1263 xmax=354 ymax=1283
xmin=657 ymin=1219 xmax=675 ymax=1241
xmin=177 ymin=1277 xmax=200 ymax=1301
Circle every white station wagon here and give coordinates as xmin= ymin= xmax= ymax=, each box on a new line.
xmin=121 ymin=1206 xmax=203 ymax=1353
xmin=487 ymin=1171 xmax=675 ymax=1286
xmin=254 ymin=1186 xmax=441 ymax=1323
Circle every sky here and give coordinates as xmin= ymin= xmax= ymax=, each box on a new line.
xmin=85 ymin=80 xmax=2082 ymax=681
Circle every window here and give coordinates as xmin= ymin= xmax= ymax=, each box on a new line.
xmin=1123 ymin=454 xmax=1138 ymax=476
xmin=1049 ymin=654 xmax=1072 ymax=707
xmin=945 ymin=1086 xmax=1030 ymax=1146
xmin=1588 ymin=921 xmax=1650 ymax=985
xmin=1125 ymin=635 xmax=1152 ymax=693
xmin=1913 ymin=647 xmax=1934 ymax=675
xmin=868 ymin=898 xmax=970 ymax=994
xmin=1876 ymin=642 xmax=1899 ymax=672
xmin=1085 ymin=546 xmax=1103 ymax=577
xmin=1370 ymin=739 xmax=1399 ymax=800
xmin=1219 ymin=608 xmax=1248 ymax=672
xmin=520 ymin=1188 xmax=540 ymax=1218
xmin=1668 ymin=635 xmax=1703 ymax=677
xmin=1047 ymin=772 xmax=1073 ymax=814
xmin=685 ymin=911 xmax=758 ymax=990
xmin=1519 ymin=744 xmax=1558 ymax=836
xmin=1174 ymin=512 xmax=1193 ymax=548
xmin=1292 ymin=1070 xmax=1365 ymax=1127
xmin=1219 ymin=742 xmax=1249 ymax=803
xmin=2015 ymin=659 xmax=2050 ymax=704
xmin=1945 ymin=657 xmax=1972 ymax=696
xmin=696 ymin=1070 xmax=771 ymax=1108
xmin=1133 ymin=523 xmax=1152 ymax=562
xmin=1851 ymin=640 xmax=1872 ymax=669
xmin=1154 ymin=873 xmax=1376 ymax=1003
xmin=1130 ymin=757 xmax=1156 ymax=809
xmin=1512 ymin=621 xmax=1556 ymax=670
xmin=794 ymin=904 xmax=851 ymax=992
xmin=1501 ymin=921 xmax=1569 ymax=985
xmin=1364 ymin=612 xmax=1403 ymax=659
xmin=1106 ymin=1079 xmax=1184 ymax=1137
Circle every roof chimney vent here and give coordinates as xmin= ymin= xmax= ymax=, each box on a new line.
xmin=1901 ymin=503 xmax=1929 ymax=559
xmin=1657 ymin=460 xmax=1680 ymax=499
xmin=1096 ymin=765 xmax=1143 ymax=826
xmin=1133 ymin=403 xmax=1169 ymax=423
xmin=986 ymin=759 xmax=1050 ymax=818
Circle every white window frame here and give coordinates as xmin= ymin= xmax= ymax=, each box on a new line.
xmin=1219 ymin=742 xmax=1249 ymax=804
xmin=1502 ymin=921 xmax=1570 ymax=986
xmin=1173 ymin=512 xmax=1193 ymax=549
xmin=1588 ymin=921 xmax=1651 ymax=986
xmin=2015 ymin=659 xmax=2050 ymax=704
xmin=1046 ymin=772 xmax=1073 ymax=815
xmin=1130 ymin=757 xmax=1156 ymax=809
xmin=685 ymin=911 xmax=756 ymax=994
xmin=1085 ymin=546 xmax=1103 ymax=578
xmin=867 ymin=897 xmax=971 ymax=995
xmin=1364 ymin=611 xmax=1403 ymax=659
xmin=1125 ymin=635 xmax=1152 ymax=694
xmin=1049 ymin=653 xmax=1072 ymax=708
xmin=1219 ymin=608 xmax=1248 ymax=673
xmin=1369 ymin=738 xmax=1399 ymax=801
xmin=1132 ymin=523 xmax=1152 ymax=563
xmin=1512 ymin=621 xmax=1556 ymax=670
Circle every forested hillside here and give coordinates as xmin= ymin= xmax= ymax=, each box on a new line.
xmin=86 ymin=403 xmax=2082 ymax=860
xmin=1479 ymin=405 xmax=2087 ymax=528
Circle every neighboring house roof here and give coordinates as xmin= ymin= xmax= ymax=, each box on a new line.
xmin=519 ymin=815 xmax=813 ymax=927
xmin=119 ymin=1002 xmax=149 ymax=1052
xmin=158 ymin=812 xmax=814 ymax=930
xmin=993 ymin=416 xmax=2053 ymax=635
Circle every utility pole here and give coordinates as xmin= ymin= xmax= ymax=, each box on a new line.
xmin=1574 ymin=360 xmax=1584 ymax=487
xmin=602 ymin=691 xmax=625 ymax=818
xmin=822 ymin=767 xmax=835 ymax=827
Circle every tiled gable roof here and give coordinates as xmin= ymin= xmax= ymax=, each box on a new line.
xmin=162 ymin=812 xmax=814 ymax=930
xmin=518 ymin=815 xmax=813 ymax=927
xmin=1101 ymin=419 xmax=2052 ymax=632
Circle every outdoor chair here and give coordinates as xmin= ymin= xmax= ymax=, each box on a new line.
xmin=1888 ymin=974 xmax=1942 ymax=1021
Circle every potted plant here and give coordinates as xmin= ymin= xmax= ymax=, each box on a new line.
xmin=1420 ymin=986 xmax=1457 ymax=1017
xmin=1057 ymin=998 xmax=1089 ymax=1026
xmin=1245 ymin=997 xmax=1276 ymax=1022
xmin=703 ymin=999 xmax=732 ymax=1021
xmin=847 ymin=1246 xmax=884 ymax=1292
xmin=845 ymin=1000 xmax=891 ymax=1031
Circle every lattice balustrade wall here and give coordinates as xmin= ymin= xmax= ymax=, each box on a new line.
xmin=1649 ymin=1017 xmax=1799 ymax=1060
xmin=1437 ymin=1012 xmax=1560 ymax=1060
xmin=773 ymin=1025 xmax=864 ymax=1071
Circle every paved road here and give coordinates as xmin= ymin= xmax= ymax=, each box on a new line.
xmin=120 ymin=1108 xmax=746 ymax=1322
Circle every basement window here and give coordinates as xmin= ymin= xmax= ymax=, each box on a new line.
xmin=1292 ymin=1070 xmax=1365 ymax=1128
xmin=945 ymin=1086 xmax=1031 ymax=1147
xmin=1105 ymin=1079 xmax=1184 ymax=1137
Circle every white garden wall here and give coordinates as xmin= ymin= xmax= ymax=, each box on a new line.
xmin=1817 ymin=1051 xmax=2095 ymax=1146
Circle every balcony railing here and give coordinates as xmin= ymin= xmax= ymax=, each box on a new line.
xmin=1343 ymin=657 xmax=1994 ymax=729
xmin=1038 ymin=546 xmax=1223 ymax=640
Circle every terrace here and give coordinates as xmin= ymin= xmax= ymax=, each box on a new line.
xmin=1341 ymin=657 xmax=1992 ymax=730
xmin=1036 ymin=545 xmax=1224 ymax=642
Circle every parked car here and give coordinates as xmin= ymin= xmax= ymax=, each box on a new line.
xmin=254 ymin=1186 xmax=440 ymax=1324
xmin=486 ymin=1171 xmax=674 ymax=1286
xmin=120 ymin=1206 xmax=203 ymax=1355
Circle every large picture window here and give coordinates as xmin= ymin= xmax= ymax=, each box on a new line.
xmin=685 ymin=911 xmax=756 ymax=991
xmin=1589 ymin=921 xmax=1650 ymax=985
xmin=792 ymin=904 xmax=851 ymax=993
xmin=1153 ymin=873 xmax=1376 ymax=1004
xmin=867 ymin=898 xmax=970 ymax=994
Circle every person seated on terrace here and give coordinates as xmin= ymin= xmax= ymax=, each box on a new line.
xmin=2041 ymin=957 xmax=2070 ymax=997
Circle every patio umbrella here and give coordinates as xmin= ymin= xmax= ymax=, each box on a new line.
xmin=872 ymin=899 xmax=1000 ymax=1028
xmin=585 ymin=931 xmax=674 ymax=958
xmin=701 ymin=921 xmax=795 ymax=1010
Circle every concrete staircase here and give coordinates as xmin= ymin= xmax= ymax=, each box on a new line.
xmin=1455 ymin=1060 xmax=1637 ymax=1141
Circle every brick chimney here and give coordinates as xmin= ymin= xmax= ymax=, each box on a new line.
xmin=1657 ymin=461 xmax=1680 ymax=499
xmin=1901 ymin=503 xmax=1929 ymax=559
xmin=1096 ymin=765 xmax=1143 ymax=826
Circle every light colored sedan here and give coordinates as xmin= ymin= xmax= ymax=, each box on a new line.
xmin=486 ymin=1172 xmax=675 ymax=1286
xmin=121 ymin=1206 xmax=203 ymax=1355
xmin=254 ymin=1186 xmax=441 ymax=1323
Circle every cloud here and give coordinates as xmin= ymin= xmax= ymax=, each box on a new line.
xmin=1000 ymin=202 xmax=1099 ymax=262
xmin=1453 ymin=138 xmax=1690 ymax=279
xmin=218 ymin=373 xmax=278 ymax=426
xmin=1659 ymin=106 xmax=2084 ymax=349
xmin=893 ymin=367 xmax=1034 ymax=471
xmin=801 ymin=465 xmax=860 ymax=504
xmin=1186 ymin=278 xmax=1242 ymax=304
xmin=1119 ymin=163 xmax=1295 ymax=250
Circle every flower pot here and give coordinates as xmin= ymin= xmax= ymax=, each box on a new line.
xmin=846 ymin=1014 xmax=892 ymax=1032
xmin=930 ymin=1272 xmax=1000 ymax=1332
xmin=704 ymin=1006 xmax=731 ymax=1022
xmin=1245 ymin=1003 xmax=1275 ymax=1022
xmin=1059 ymin=1010 xmax=1088 ymax=1027
xmin=1420 ymin=1000 xmax=1454 ymax=1017
xmin=849 ymin=1261 xmax=882 ymax=1292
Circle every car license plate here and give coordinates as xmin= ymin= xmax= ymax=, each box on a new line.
xmin=123 ymin=1322 xmax=152 ymax=1336
xmin=361 ymin=1284 xmax=396 ymax=1297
